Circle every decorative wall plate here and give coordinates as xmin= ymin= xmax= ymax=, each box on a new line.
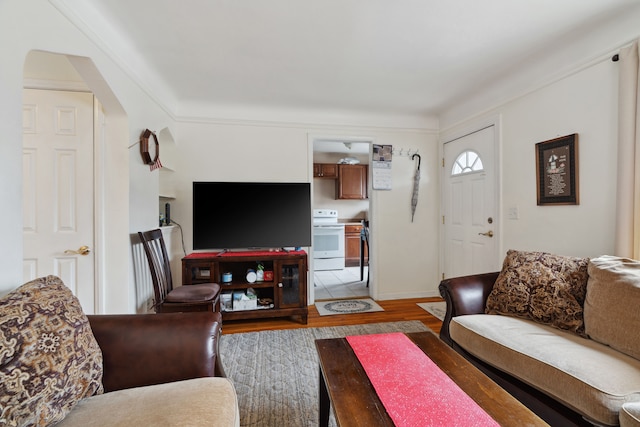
xmin=140 ymin=128 xmax=159 ymax=165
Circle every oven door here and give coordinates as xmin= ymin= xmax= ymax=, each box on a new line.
xmin=313 ymin=225 xmax=345 ymax=258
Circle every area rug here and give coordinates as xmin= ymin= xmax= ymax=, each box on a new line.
xmin=219 ymin=320 xmax=429 ymax=427
xmin=315 ymin=298 xmax=384 ymax=316
xmin=417 ymin=301 xmax=447 ymax=321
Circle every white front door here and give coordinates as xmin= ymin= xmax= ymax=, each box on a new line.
xmin=23 ymin=89 xmax=96 ymax=313
xmin=442 ymin=125 xmax=499 ymax=279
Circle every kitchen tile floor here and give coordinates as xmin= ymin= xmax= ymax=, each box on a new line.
xmin=313 ymin=266 xmax=369 ymax=300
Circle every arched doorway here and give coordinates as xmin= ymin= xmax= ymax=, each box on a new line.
xmin=22 ymin=50 xmax=129 ymax=314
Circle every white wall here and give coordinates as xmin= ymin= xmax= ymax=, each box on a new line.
xmin=11 ymin=1 xmax=627 ymax=307
xmin=367 ymin=130 xmax=440 ymax=299
xmin=441 ymin=54 xmax=622 ymax=261
xmin=0 ymin=0 xmax=442 ymax=311
xmin=172 ymin=121 xmax=441 ymax=299
xmin=0 ymin=0 xmax=173 ymax=313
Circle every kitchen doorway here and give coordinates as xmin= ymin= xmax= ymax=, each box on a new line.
xmin=309 ymin=137 xmax=373 ymax=301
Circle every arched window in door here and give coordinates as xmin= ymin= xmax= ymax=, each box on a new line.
xmin=451 ymin=150 xmax=484 ymax=175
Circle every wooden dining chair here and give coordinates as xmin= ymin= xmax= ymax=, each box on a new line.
xmin=138 ymin=229 xmax=221 ymax=312
xmin=360 ymin=220 xmax=369 ymax=287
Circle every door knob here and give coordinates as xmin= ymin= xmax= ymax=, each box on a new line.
xmin=478 ymin=231 xmax=494 ymax=238
xmin=64 ymin=245 xmax=91 ymax=256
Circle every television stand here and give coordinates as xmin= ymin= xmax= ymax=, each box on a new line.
xmin=182 ymin=250 xmax=308 ymax=324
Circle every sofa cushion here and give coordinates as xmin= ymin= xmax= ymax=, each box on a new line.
xmin=450 ymin=314 xmax=640 ymax=426
xmin=485 ymin=249 xmax=589 ymax=335
xmin=585 ymin=255 xmax=640 ymax=360
xmin=621 ymin=402 xmax=640 ymax=427
xmin=56 ymin=377 xmax=240 ymax=427
xmin=0 ymin=276 xmax=103 ymax=426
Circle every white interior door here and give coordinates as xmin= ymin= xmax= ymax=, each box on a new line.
xmin=442 ymin=126 xmax=498 ymax=279
xmin=23 ymin=89 xmax=96 ymax=313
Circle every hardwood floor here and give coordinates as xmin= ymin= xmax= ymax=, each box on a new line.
xmin=221 ymin=297 xmax=444 ymax=335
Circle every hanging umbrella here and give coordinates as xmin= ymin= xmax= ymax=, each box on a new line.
xmin=411 ymin=153 xmax=421 ymax=222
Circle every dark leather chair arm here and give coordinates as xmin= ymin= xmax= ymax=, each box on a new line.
xmin=438 ymin=272 xmax=499 ymax=346
xmin=87 ymin=312 xmax=223 ymax=392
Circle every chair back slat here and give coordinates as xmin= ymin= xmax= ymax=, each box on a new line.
xmin=138 ymin=229 xmax=174 ymax=311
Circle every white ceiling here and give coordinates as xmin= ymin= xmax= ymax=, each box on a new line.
xmin=53 ymin=0 xmax=640 ymax=126
xmin=313 ymin=140 xmax=370 ymax=155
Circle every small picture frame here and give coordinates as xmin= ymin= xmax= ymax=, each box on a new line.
xmin=535 ymin=134 xmax=579 ymax=205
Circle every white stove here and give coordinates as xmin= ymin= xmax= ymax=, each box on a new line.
xmin=313 ymin=209 xmax=345 ymax=271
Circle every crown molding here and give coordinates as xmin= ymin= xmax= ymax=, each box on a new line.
xmin=175 ymin=112 xmax=438 ymax=134
xmin=49 ymin=0 xmax=177 ymax=119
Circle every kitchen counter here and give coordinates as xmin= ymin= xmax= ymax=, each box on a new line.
xmin=339 ymin=218 xmax=366 ymax=225
xmin=342 ymin=220 xmax=369 ymax=267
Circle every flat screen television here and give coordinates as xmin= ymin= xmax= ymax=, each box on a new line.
xmin=192 ymin=181 xmax=312 ymax=250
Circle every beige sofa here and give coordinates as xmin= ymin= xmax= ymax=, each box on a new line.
xmin=439 ymin=251 xmax=640 ymax=427
xmin=0 ymin=276 xmax=239 ymax=427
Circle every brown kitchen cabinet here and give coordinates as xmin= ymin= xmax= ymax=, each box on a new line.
xmin=345 ymin=224 xmax=368 ymax=267
xmin=313 ymin=163 xmax=338 ymax=179
xmin=336 ymin=164 xmax=368 ymax=199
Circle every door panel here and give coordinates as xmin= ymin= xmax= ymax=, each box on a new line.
xmin=443 ymin=126 xmax=498 ymax=279
xmin=23 ymin=89 xmax=95 ymax=313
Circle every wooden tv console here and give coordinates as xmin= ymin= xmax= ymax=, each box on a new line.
xmin=182 ymin=250 xmax=308 ymax=324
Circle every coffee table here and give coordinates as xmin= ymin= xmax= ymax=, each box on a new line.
xmin=315 ymin=330 xmax=548 ymax=426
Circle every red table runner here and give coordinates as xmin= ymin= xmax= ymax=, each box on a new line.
xmin=346 ymin=333 xmax=499 ymax=427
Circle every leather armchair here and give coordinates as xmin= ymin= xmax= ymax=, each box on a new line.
xmin=87 ymin=312 xmax=224 ymax=393
xmin=438 ymin=272 xmax=499 ymax=346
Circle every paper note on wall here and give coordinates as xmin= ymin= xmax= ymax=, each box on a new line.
xmin=372 ymin=144 xmax=392 ymax=190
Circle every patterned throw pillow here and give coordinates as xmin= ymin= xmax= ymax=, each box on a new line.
xmin=0 ymin=276 xmax=103 ymax=426
xmin=485 ymin=250 xmax=589 ymax=336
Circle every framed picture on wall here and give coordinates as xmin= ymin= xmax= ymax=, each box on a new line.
xmin=535 ymin=133 xmax=579 ymax=205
